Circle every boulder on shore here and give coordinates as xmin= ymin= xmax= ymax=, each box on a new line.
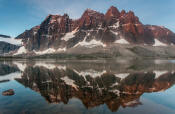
xmin=2 ymin=89 xmax=15 ymax=96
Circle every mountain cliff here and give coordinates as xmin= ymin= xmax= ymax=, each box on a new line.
xmin=15 ymin=6 xmax=175 ymax=56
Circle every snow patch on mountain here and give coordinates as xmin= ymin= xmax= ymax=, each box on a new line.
xmin=153 ymin=39 xmax=167 ymax=46
xmin=34 ymin=48 xmax=66 ymax=55
xmin=0 ymin=37 xmax=22 ymax=45
xmin=74 ymin=32 xmax=106 ymax=48
xmin=115 ymin=39 xmax=129 ymax=44
xmin=57 ymin=48 xmax=66 ymax=52
xmin=74 ymin=39 xmax=106 ymax=48
xmin=34 ymin=48 xmax=55 ymax=55
xmin=61 ymin=28 xmax=78 ymax=41
xmin=14 ymin=46 xmax=27 ymax=55
xmin=109 ymin=21 xmax=120 ymax=29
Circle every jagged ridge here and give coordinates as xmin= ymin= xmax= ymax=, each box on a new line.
xmin=15 ymin=6 xmax=175 ymax=55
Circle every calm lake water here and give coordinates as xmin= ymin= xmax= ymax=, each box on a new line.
xmin=1 ymin=59 xmax=175 ymax=114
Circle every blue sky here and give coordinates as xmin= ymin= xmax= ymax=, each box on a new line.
xmin=0 ymin=0 xmax=175 ymax=37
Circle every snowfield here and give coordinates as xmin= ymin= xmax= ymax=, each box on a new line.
xmin=115 ymin=39 xmax=129 ymax=44
xmin=14 ymin=46 xmax=27 ymax=55
xmin=74 ymin=39 xmax=106 ymax=48
xmin=153 ymin=39 xmax=167 ymax=46
xmin=34 ymin=48 xmax=66 ymax=55
xmin=61 ymin=28 xmax=78 ymax=41
xmin=61 ymin=76 xmax=78 ymax=90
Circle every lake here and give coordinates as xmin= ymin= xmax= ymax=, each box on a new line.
xmin=0 ymin=59 xmax=175 ymax=114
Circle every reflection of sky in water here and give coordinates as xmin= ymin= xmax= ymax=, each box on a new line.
xmin=0 ymin=80 xmax=175 ymax=114
xmin=170 ymin=60 xmax=175 ymax=64
xmin=0 ymin=80 xmax=114 ymax=114
xmin=143 ymin=86 xmax=175 ymax=110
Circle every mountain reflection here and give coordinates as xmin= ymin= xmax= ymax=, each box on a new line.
xmin=0 ymin=62 xmax=20 ymax=82
xmin=11 ymin=60 xmax=175 ymax=112
xmin=0 ymin=63 xmax=19 ymax=75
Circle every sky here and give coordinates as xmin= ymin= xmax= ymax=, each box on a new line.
xmin=0 ymin=0 xmax=175 ymax=37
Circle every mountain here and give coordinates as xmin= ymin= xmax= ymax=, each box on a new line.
xmin=0 ymin=34 xmax=11 ymax=38
xmin=14 ymin=6 xmax=175 ymax=57
xmin=0 ymin=42 xmax=20 ymax=55
xmin=0 ymin=34 xmax=21 ymax=55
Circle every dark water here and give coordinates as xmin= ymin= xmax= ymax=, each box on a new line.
xmin=1 ymin=59 xmax=175 ymax=114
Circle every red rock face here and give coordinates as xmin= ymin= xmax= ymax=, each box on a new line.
xmin=145 ymin=25 xmax=175 ymax=44
xmin=105 ymin=6 xmax=120 ymax=24
xmin=15 ymin=6 xmax=175 ymax=51
xmin=78 ymin=9 xmax=104 ymax=29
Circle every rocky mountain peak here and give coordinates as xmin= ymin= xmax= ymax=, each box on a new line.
xmin=63 ymin=13 xmax=69 ymax=19
xmin=120 ymin=10 xmax=126 ymax=17
xmin=14 ymin=6 xmax=175 ymax=55
xmin=81 ymin=8 xmax=104 ymax=19
xmin=84 ymin=8 xmax=98 ymax=15
xmin=105 ymin=6 xmax=120 ymax=18
xmin=104 ymin=6 xmax=120 ymax=25
xmin=78 ymin=8 xmax=104 ymax=29
xmin=119 ymin=10 xmax=141 ymax=24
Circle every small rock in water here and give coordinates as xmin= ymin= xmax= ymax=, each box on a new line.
xmin=2 ymin=89 xmax=15 ymax=96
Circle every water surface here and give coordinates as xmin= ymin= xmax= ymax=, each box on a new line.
xmin=0 ymin=59 xmax=175 ymax=114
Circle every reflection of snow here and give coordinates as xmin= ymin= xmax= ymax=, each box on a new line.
xmin=74 ymin=69 xmax=107 ymax=78
xmin=124 ymin=100 xmax=140 ymax=106
xmin=111 ymin=82 xmax=119 ymax=87
xmin=110 ymin=30 xmax=119 ymax=36
xmin=34 ymin=62 xmax=66 ymax=70
xmin=34 ymin=63 xmax=56 ymax=70
xmin=61 ymin=76 xmax=78 ymax=90
xmin=154 ymin=71 xmax=168 ymax=79
xmin=115 ymin=73 xmax=130 ymax=80
xmin=109 ymin=89 xmax=120 ymax=96
xmin=13 ymin=61 xmax=26 ymax=72
xmin=0 ymin=72 xmax=21 ymax=81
